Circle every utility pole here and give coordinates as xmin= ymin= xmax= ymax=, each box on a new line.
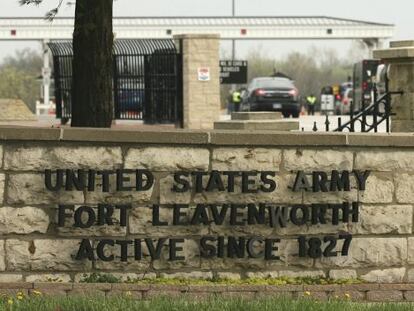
xmin=231 ymin=0 xmax=236 ymax=60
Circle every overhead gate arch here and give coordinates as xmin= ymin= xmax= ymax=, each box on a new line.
xmin=48 ymin=39 xmax=183 ymax=125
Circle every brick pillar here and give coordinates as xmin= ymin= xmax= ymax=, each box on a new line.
xmin=174 ymin=34 xmax=221 ymax=129
xmin=374 ymin=41 xmax=414 ymax=132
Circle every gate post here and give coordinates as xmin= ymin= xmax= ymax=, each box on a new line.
xmin=374 ymin=41 xmax=414 ymax=132
xmin=174 ymin=34 xmax=221 ymax=129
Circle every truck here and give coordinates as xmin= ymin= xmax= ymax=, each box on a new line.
xmin=352 ymin=59 xmax=380 ymax=113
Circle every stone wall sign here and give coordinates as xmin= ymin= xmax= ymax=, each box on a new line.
xmin=45 ymin=168 xmax=370 ymax=264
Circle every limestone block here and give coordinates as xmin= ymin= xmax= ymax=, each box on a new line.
xmin=349 ymin=205 xmax=413 ymax=234
xmin=390 ymin=93 xmax=414 ymax=120
xmin=0 ymin=241 xmax=5 ymax=271
xmin=160 ymin=271 xmax=213 ymax=279
xmin=201 ymin=257 xmax=265 ymax=271
xmin=408 ymin=269 xmax=414 ymax=282
xmin=328 ymin=269 xmax=357 ymax=280
xmin=303 ymin=189 xmax=357 ymax=205
xmin=388 ymin=63 xmax=414 ymax=93
xmin=396 ymin=174 xmax=414 ymax=203
xmin=212 ymin=148 xmax=282 ymax=171
xmin=56 ymin=205 xmax=127 ymax=237
xmin=366 ymin=290 xmax=403 ymax=302
xmin=278 ymin=270 xmax=325 ymax=278
xmin=0 ymin=145 xmax=3 ymax=168
xmin=83 ymin=173 xmax=154 ymax=205
xmin=5 ymin=239 xmax=91 ymax=271
xmin=7 ymin=174 xmax=84 ymax=205
xmin=284 ymin=149 xmax=353 ymax=171
xmin=408 ymin=238 xmax=414 ymax=264
xmin=231 ymin=112 xmax=283 ymax=120
xmin=4 ymin=146 xmax=123 ymax=171
xmin=125 ymin=147 xmax=210 ymax=171
xmin=361 ymin=268 xmax=406 ymax=283
xmin=355 ymin=151 xmax=414 ymax=171
xmin=392 ymin=120 xmax=414 ymax=133
xmin=152 ymin=239 xmax=201 ymax=270
xmin=0 ymin=174 xmax=5 ymax=205
xmin=267 ymin=239 xmax=314 ymax=268
xmin=94 ymin=242 xmax=151 ymax=272
xmin=26 ymin=274 xmax=72 ymax=283
xmin=317 ymin=238 xmax=407 ymax=268
xmin=359 ymin=175 xmax=394 ymax=203
xmin=193 ymin=174 xmax=302 ymax=205
xmin=0 ymin=207 xmax=50 ymax=234
xmin=159 ymin=175 xmax=192 ymax=205
xmin=246 ymin=271 xmax=279 ymax=279
xmin=0 ymin=274 xmax=23 ymax=282
xmin=128 ymin=206 xmax=209 ymax=236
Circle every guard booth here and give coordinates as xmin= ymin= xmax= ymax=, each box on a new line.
xmin=48 ymin=39 xmax=183 ymax=125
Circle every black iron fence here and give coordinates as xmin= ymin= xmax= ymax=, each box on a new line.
xmin=48 ymin=39 xmax=183 ymax=125
xmin=308 ymin=86 xmax=404 ymax=133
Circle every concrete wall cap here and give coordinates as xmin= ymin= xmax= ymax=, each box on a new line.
xmin=390 ymin=41 xmax=414 ymax=48
xmin=374 ymin=47 xmax=414 ymax=60
xmin=1 ymin=126 xmax=414 ymax=147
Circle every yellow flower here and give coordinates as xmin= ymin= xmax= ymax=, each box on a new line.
xmin=125 ymin=291 xmax=132 ymax=297
xmin=304 ymin=291 xmax=311 ymax=296
xmin=17 ymin=295 xmax=23 ymax=300
xmin=7 ymin=299 xmax=13 ymax=305
xmin=345 ymin=293 xmax=351 ymax=299
xmin=32 ymin=290 xmax=42 ymax=296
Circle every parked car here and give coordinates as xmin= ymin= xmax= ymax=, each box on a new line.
xmin=340 ymin=88 xmax=353 ymax=115
xmin=240 ymin=77 xmax=300 ymax=117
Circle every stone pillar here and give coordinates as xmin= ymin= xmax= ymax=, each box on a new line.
xmin=174 ymin=34 xmax=221 ymax=129
xmin=374 ymin=41 xmax=414 ymax=132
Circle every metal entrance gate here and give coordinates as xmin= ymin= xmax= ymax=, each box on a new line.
xmin=48 ymin=39 xmax=183 ymax=125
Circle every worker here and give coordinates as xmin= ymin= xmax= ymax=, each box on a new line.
xmin=306 ymin=94 xmax=317 ymax=116
xmin=232 ymin=89 xmax=242 ymax=112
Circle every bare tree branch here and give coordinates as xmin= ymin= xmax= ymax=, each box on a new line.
xmin=18 ymin=0 xmax=65 ymax=21
xmin=45 ymin=0 xmax=64 ymax=21
xmin=18 ymin=0 xmax=43 ymax=5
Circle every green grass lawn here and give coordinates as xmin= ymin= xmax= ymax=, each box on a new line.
xmin=1 ymin=296 xmax=413 ymax=311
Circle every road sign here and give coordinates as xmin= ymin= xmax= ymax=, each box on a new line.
xmin=220 ymin=60 xmax=248 ymax=84
xmin=198 ymin=67 xmax=210 ymax=81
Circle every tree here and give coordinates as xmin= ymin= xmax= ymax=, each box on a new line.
xmin=0 ymin=49 xmax=43 ymax=112
xmin=20 ymin=0 xmax=114 ymax=128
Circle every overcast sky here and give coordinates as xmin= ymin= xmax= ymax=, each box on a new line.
xmin=0 ymin=0 xmax=413 ymax=61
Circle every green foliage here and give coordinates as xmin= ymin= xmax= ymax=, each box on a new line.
xmin=0 ymin=48 xmax=43 ymax=112
xmin=125 ymin=276 xmax=363 ymax=286
xmin=0 ymin=295 xmax=413 ymax=311
xmin=79 ymin=272 xmax=363 ymax=286
xmin=79 ymin=273 xmax=121 ymax=284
